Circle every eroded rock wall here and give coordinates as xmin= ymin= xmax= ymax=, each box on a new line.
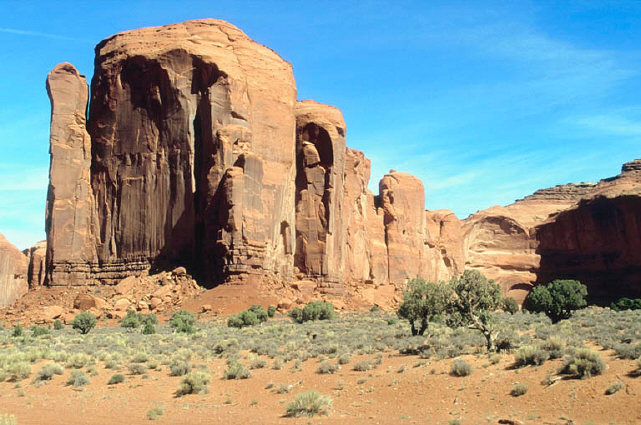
xmin=294 ymin=101 xmax=346 ymax=284
xmin=0 ymin=234 xmax=28 ymax=307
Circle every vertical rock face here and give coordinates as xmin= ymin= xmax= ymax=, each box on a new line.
xmin=380 ymin=171 xmax=426 ymax=283
xmin=423 ymin=210 xmax=465 ymax=282
xmin=294 ymin=101 xmax=346 ymax=282
xmin=24 ymin=241 xmax=47 ymax=287
xmin=0 ymin=234 xmax=28 ymax=307
xmin=45 ymin=63 xmax=98 ymax=285
xmin=44 ymin=19 xmax=298 ymax=285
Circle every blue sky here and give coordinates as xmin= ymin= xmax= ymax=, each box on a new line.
xmin=1 ymin=1 xmax=640 ymax=249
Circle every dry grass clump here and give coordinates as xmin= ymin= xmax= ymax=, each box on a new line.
xmin=285 ymin=391 xmax=332 ymax=417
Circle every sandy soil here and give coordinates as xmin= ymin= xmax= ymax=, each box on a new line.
xmin=1 ymin=350 xmax=639 ymax=425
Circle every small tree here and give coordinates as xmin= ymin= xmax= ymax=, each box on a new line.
xmin=503 ymin=297 xmax=520 ymax=314
xmin=71 ymin=311 xmax=97 ymax=334
xmin=525 ymin=279 xmax=587 ymax=323
xmin=447 ymin=270 xmax=503 ymax=351
xmin=397 ymin=278 xmax=450 ymax=336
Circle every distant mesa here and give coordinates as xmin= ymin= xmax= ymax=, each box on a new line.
xmin=1 ymin=19 xmax=640 ymax=308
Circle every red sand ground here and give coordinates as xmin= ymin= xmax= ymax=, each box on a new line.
xmin=1 ymin=350 xmax=639 ymax=425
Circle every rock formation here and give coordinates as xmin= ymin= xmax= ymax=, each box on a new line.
xmin=45 ymin=63 xmax=98 ymax=285
xmin=463 ymin=160 xmax=641 ymax=303
xmin=0 ymin=234 xmax=29 ymax=307
xmin=23 ymin=241 xmax=46 ymax=287
xmin=25 ymin=18 xmax=639 ymax=309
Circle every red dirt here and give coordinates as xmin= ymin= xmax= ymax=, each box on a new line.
xmin=1 ymin=350 xmax=639 ymax=424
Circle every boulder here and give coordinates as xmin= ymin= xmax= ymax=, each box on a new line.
xmin=113 ymin=298 xmax=131 ymax=311
xmin=73 ymin=293 xmax=107 ymax=311
xmin=114 ymin=276 xmax=138 ymax=296
xmin=40 ymin=305 xmax=64 ymax=322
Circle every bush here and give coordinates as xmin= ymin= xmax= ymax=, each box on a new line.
xmin=290 ymin=301 xmax=334 ymax=323
xmin=316 ymin=361 xmax=339 ymax=374
xmin=108 ymin=373 xmax=125 ymax=385
xmin=353 ymin=360 xmax=372 ymax=372
xmin=66 ymin=353 xmax=92 ymax=369
xmin=53 ymin=319 xmax=64 ymax=330
xmin=128 ymin=363 xmax=147 ymax=375
xmin=223 ymin=360 xmax=251 ymax=380
xmin=67 ymin=370 xmax=90 ymax=387
xmin=0 ymin=415 xmax=17 ymax=425
xmin=31 ymin=326 xmax=50 ymax=337
xmin=397 ymin=278 xmax=450 ymax=336
xmin=267 ymin=305 xmax=276 ymax=317
xmin=541 ymin=336 xmax=565 ymax=359
xmin=121 ymin=310 xmax=141 ymax=329
xmin=170 ymin=310 xmax=196 ymax=334
xmin=559 ymin=348 xmax=606 ymax=379
xmin=228 ymin=306 xmax=269 ymax=328
xmin=142 ymin=322 xmax=156 ymax=335
xmin=510 ymin=382 xmax=528 ymax=396
xmin=337 ymin=353 xmax=351 ymax=365
xmin=170 ymin=360 xmax=191 ymax=376
xmin=633 ymin=358 xmax=641 ymax=377
xmin=71 ymin=311 xmax=97 ymax=334
xmin=524 ymin=279 xmax=587 ymax=323
xmin=605 ymin=380 xmax=624 ymax=395
xmin=450 ymin=359 xmax=472 ymax=377
xmin=177 ymin=370 xmax=211 ymax=396
xmin=147 ymin=405 xmax=165 ymax=420
xmin=503 ymin=297 xmax=520 ymax=314
xmin=610 ymin=297 xmax=641 ymax=311
xmin=34 ymin=363 xmax=63 ymax=382
xmin=514 ymin=345 xmax=549 ymax=367
xmin=613 ymin=343 xmax=641 ymax=360
xmin=11 ymin=325 xmax=23 ymax=337
xmin=250 ymin=359 xmax=267 ymax=370
xmin=6 ymin=362 xmax=31 ymax=381
xmin=285 ymin=391 xmax=332 ymax=417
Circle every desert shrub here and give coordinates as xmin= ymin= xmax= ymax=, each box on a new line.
xmin=223 ymin=360 xmax=251 ymax=380
xmin=503 ymin=297 xmax=520 ymax=314
xmin=71 ymin=311 xmax=97 ymax=334
xmin=605 ymin=380 xmax=624 ymax=395
xmin=397 ymin=278 xmax=450 ymax=336
xmin=316 ymin=361 xmax=339 ymax=374
xmin=610 ymin=297 xmax=641 ymax=311
xmin=108 ymin=373 xmax=125 ymax=385
xmin=11 ymin=325 xmax=23 ymax=337
xmin=250 ymin=358 xmax=267 ymax=369
xmin=450 ymin=359 xmax=472 ymax=377
xmin=170 ymin=359 xmax=191 ymax=376
xmin=53 ymin=319 xmax=64 ymax=330
xmin=285 ymin=391 xmax=332 ymax=417
xmin=559 ymin=348 xmax=606 ymax=379
xmin=0 ymin=414 xmax=17 ymax=425
xmin=290 ymin=301 xmax=334 ymax=323
xmin=272 ymin=358 xmax=284 ymax=370
xmin=177 ymin=370 xmax=211 ymax=396
xmin=31 ymin=326 xmax=50 ymax=337
xmin=67 ymin=370 xmax=90 ymax=387
xmin=510 ymin=382 xmax=528 ymax=396
xmin=524 ymin=279 xmax=587 ymax=323
xmin=6 ymin=362 xmax=30 ymax=381
xmin=541 ymin=336 xmax=565 ymax=359
xmin=337 ymin=353 xmax=351 ymax=365
xmin=147 ymin=405 xmax=165 ymax=420
xmin=121 ymin=310 xmax=141 ymax=329
xmin=447 ymin=270 xmax=504 ymax=351
xmin=268 ymin=305 xmax=276 ymax=317
xmin=613 ymin=343 xmax=641 ymax=360
xmin=514 ymin=345 xmax=549 ymax=367
xmin=34 ymin=363 xmax=63 ymax=382
xmin=142 ymin=323 xmax=156 ymax=335
xmin=353 ymin=360 xmax=372 ymax=372
xmin=170 ymin=310 xmax=196 ymax=334
xmin=66 ymin=353 xmax=92 ymax=369
xmin=128 ymin=363 xmax=147 ymax=375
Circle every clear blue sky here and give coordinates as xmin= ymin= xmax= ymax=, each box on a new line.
xmin=1 ymin=1 xmax=640 ymax=250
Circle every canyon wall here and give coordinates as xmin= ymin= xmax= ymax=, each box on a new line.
xmin=0 ymin=234 xmax=28 ymax=307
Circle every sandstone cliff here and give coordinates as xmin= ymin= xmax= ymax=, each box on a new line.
xmin=0 ymin=234 xmax=29 ymax=307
